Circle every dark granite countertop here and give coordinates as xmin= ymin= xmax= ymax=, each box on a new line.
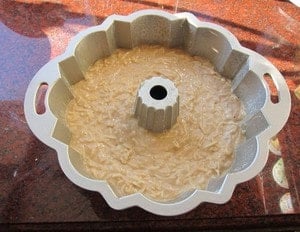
xmin=0 ymin=0 xmax=299 ymax=231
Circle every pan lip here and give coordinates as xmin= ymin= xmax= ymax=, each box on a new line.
xmin=24 ymin=9 xmax=291 ymax=216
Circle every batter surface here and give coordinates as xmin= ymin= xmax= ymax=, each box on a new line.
xmin=66 ymin=45 xmax=245 ymax=201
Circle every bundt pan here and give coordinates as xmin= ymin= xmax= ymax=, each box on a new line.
xmin=24 ymin=10 xmax=291 ymax=216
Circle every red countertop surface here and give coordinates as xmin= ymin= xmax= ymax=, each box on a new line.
xmin=0 ymin=0 xmax=299 ymax=231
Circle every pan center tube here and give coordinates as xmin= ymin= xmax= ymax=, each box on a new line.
xmin=134 ymin=77 xmax=179 ymax=133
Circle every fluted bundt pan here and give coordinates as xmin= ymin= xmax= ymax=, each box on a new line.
xmin=24 ymin=10 xmax=291 ymax=216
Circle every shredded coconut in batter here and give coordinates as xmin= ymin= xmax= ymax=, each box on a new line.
xmin=65 ymin=45 xmax=245 ymax=201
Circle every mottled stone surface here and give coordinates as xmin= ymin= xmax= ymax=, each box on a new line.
xmin=0 ymin=0 xmax=299 ymax=230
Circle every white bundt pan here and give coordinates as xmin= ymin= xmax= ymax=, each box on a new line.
xmin=24 ymin=10 xmax=291 ymax=216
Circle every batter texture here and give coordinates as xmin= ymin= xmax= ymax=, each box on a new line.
xmin=66 ymin=45 xmax=245 ymax=201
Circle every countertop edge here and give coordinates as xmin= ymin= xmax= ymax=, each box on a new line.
xmin=2 ymin=214 xmax=300 ymax=232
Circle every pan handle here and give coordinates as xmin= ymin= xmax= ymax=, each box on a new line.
xmin=24 ymin=57 xmax=62 ymax=146
xmin=262 ymin=68 xmax=291 ymax=137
